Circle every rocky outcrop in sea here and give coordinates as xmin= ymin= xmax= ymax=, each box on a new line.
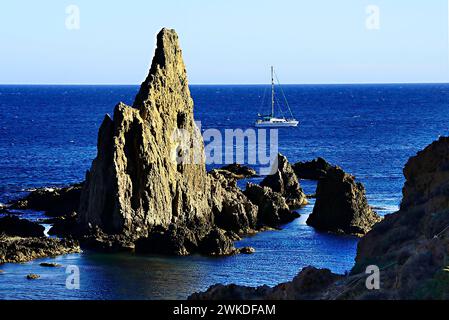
xmin=0 ymin=216 xmax=80 ymax=264
xmin=8 ymin=184 xmax=82 ymax=217
xmin=190 ymin=136 xmax=449 ymax=300
xmin=307 ymin=165 xmax=381 ymax=236
xmin=68 ymin=28 xmax=302 ymax=256
xmin=260 ymin=153 xmax=308 ymax=209
xmin=292 ymin=157 xmax=333 ymax=180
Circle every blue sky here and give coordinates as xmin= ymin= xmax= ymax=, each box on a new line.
xmin=0 ymin=0 xmax=448 ymax=84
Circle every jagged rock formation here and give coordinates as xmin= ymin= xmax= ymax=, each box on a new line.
xmin=307 ymin=166 xmax=381 ymax=236
xmin=209 ymin=170 xmax=258 ymax=234
xmin=191 ymin=137 xmax=449 ymax=300
xmin=352 ymin=136 xmax=449 ymax=299
xmin=244 ymin=183 xmax=299 ymax=227
xmin=292 ymin=157 xmax=333 ymax=180
xmin=76 ymin=28 xmax=262 ymax=255
xmin=78 ymin=28 xmax=213 ymax=241
xmin=9 ymin=184 xmax=82 ymax=217
xmin=260 ymin=154 xmax=308 ymax=209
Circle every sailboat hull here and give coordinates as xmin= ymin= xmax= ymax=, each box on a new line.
xmin=255 ymin=119 xmax=299 ymax=128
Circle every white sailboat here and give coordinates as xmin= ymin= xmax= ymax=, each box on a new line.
xmin=255 ymin=66 xmax=299 ymax=128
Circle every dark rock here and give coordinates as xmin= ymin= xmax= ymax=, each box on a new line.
xmin=189 ymin=267 xmax=341 ymax=300
xmin=0 ymin=235 xmax=81 ymax=264
xmin=190 ymin=136 xmax=449 ymax=300
xmin=198 ymin=228 xmax=237 ymax=256
xmin=135 ymin=224 xmax=199 ymax=256
xmin=353 ymin=137 xmax=449 ymax=299
xmin=218 ymin=163 xmax=257 ymax=179
xmin=9 ymin=184 xmax=82 ymax=217
xmin=292 ymin=157 xmax=333 ymax=180
xmin=307 ymin=166 xmax=381 ymax=236
xmin=0 ymin=215 xmax=45 ymax=238
xmin=47 ymin=212 xmax=79 ymax=238
xmin=260 ymin=154 xmax=307 ymax=209
xmin=244 ymin=183 xmax=299 ymax=227
xmin=238 ymin=246 xmax=255 ymax=254
xmin=26 ymin=274 xmax=40 ymax=280
xmin=39 ymin=262 xmax=61 ymax=267
xmin=78 ymin=227 xmax=135 ymax=253
xmin=209 ymin=170 xmax=258 ymax=234
xmin=189 ymin=283 xmax=270 ymax=300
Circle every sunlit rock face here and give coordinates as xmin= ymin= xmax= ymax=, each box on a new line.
xmin=78 ymin=28 xmax=211 ymax=239
xmin=77 ymin=28 xmax=262 ymax=256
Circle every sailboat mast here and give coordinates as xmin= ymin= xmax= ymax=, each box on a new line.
xmin=271 ymin=66 xmax=275 ymax=117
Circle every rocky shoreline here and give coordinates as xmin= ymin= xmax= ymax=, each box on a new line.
xmin=1 ymin=27 xmax=432 ymax=301
xmin=190 ymin=137 xmax=449 ymax=300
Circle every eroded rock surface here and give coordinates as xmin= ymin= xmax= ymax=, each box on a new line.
xmin=191 ymin=137 xmax=449 ymax=300
xmin=76 ymin=28 xmax=259 ymax=256
xmin=209 ymin=170 xmax=258 ymax=234
xmin=307 ymin=166 xmax=381 ymax=236
xmin=260 ymin=154 xmax=307 ymax=209
xmin=0 ymin=235 xmax=80 ymax=264
xmin=353 ymin=137 xmax=449 ymax=299
xmin=244 ymin=183 xmax=299 ymax=227
xmin=78 ymin=29 xmax=214 ymax=245
xmin=292 ymin=157 xmax=333 ymax=180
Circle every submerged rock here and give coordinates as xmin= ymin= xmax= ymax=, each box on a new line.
xmin=307 ymin=166 xmax=381 ymax=236
xmin=260 ymin=154 xmax=307 ymax=209
xmin=39 ymin=262 xmax=61 ymax=267
xmin=0 ymin=235 xmax=81 ymax=264
xmin=0 ymin=215 xmax=45 ymax=238
xmin=26 ymin=274 xmax=40 ymax=280
xmin=292 ymin=157 xmax=333 ymax=180
xmin=9 ymin=184 xmax=82 ymax=217
xmin=244 ymin=183 xmax=299 ymax=227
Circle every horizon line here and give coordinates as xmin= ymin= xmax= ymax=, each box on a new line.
xmin=0 ymin=81 xmax=449 ymax=86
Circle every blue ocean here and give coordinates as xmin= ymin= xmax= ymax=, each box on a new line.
xmin=1 ymin=84 xmax=448 ymax=299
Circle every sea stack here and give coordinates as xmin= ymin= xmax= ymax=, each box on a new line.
xmin=260 ymin=153 xmax=308 ymax=209
xmin=77 ymin=28 xmax=258 ymax=255
xmin=78 ymin=28 xmax=212 ymax=243
xmin=307 ymin=166 xmax=381 ymax=236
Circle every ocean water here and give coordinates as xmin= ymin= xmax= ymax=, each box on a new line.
xmin=1 ymin=84 xmax=449 ymax=299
